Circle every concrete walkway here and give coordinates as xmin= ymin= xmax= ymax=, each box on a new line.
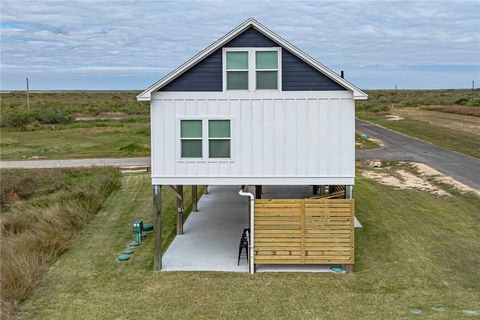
xmin=162 ymin=185 xmax=249 ymax=272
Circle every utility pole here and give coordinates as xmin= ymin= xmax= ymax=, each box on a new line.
xmin=395 ymin=84 xmax=397 ymax=95
xmin=26 ymin=77 xmax=30 ymax=112
xmin=473 ymin=80 xmax=475 ymax=98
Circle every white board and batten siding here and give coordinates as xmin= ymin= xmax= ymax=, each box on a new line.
xmin=151 ymin=91 xmax=355 ymax=186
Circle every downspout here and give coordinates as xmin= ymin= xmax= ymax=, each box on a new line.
xmin=239 ymin=187 xmax=255 ymax=274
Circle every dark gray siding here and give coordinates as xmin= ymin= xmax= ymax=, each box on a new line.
xmin=160 ymin=27 xmax=346 ymax=92
xmin=282 ymin=50 xmax=346 ymax=91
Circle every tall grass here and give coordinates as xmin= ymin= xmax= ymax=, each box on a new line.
xmin=0 ymin=168 xmax=120 ymax=318
xmin=0 ymin=91 xmax=149 ymax=128
xmin=356 ymin=89 xmax=480 ymax=113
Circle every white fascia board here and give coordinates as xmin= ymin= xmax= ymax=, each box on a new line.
xmin=137 ymin=18 xmax=368 ymax=101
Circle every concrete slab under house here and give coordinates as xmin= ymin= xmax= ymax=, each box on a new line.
xmin=138 ymin=18 xmax=368 ymax=274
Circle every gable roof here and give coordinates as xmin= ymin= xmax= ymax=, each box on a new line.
xmin=137 ymin=18 xmax=368 ymax=101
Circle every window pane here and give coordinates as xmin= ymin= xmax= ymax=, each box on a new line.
xmin=181 ymin=140 xmax=202 ymax=158
xmin=227 ymin=71 xmax=248 ymax=90
xmin=209 ymin=139 xmax=230 ymax=158
xmin=256 ymin=71 xmax=278 ymax=89
xmin=256 ymin=51 xmax=278 ymax=69
xmin=226 ymin=51 xmax=248 ymax=69
xmin=181 ymin=120 xmax=202 ymax=138
xmin=209 ymin=120 xmax=230 ymax=138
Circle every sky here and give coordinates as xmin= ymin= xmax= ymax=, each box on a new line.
xmin=1 ymin=0 xmax=479 ymax=90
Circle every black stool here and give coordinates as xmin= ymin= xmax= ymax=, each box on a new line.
xmin=237 ymin=228 xmax=250 ymax=265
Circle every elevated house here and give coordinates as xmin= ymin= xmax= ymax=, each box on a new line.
xmin=138 ymin=19 xmax=367 ymax=274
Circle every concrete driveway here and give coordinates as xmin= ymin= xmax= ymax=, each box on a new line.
xmin=356 ymin=120 xmax=480 ymax=190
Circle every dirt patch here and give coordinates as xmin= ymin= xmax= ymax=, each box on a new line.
xmin=391 ymin=108 xmax=480 ymax=136
xmin=413 ymin=163 xmax=480 ymax=196
xmin=421 ymin=105 xmax=480 ymax=118
xmin=385 ymin=115 xmax=404 ymax=121
xmin=362 ymin=169 xmax=450 ymax=196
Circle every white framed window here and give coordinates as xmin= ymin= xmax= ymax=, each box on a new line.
xmin=255 ymin=49 xmax=279 ymax=90
xmin=178 ymin=118 xmax=232 ymax=160
xmin=180 ymin=120 xmax=203 ymax=158
xmin=223 ymin=47 xmax=281 ymax=92
xmin=225 ymin=51 xmax=249 ymax=90
xmin=208 ymin=120 xmax=231 ymax=158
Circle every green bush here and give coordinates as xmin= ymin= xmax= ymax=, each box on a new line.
xmin=1 ymin=108 xmax=73 ymax=128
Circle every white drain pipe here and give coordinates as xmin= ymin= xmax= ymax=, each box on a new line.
xmin=239 ymin=187 xmax=255 ymax=274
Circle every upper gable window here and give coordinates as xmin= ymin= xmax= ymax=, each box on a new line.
xmin=223 ymin=47 xmax=281 ymax=92
xmin=226 ymin=51 xmax=249 ymax=90
xmin=256 ymin=51 xmax=278 ymax=90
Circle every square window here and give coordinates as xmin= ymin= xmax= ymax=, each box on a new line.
xmin=256 ymin=71 xmax=278 ymax=90
xmin=181 ymin=140 xmax=202 ymax=158
xmin=227 ymin=71 xmax=248 ymax=90
xmin=181 ymin=120 xmax=202 ymax=138
xmin=256 ymin=51 xmax=278 ymax=69
xmin=209 ymin=140 xmax=230 ymax=158
xmin=226 ymin=51 xmax=248 ymax=69
xmin=209 ymin=120 xmax=230 ymax=138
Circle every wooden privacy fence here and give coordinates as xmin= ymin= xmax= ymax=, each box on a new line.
xmin=254 ymin=199 xmax=354 ymax=265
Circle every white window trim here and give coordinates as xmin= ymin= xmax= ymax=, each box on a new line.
xmin=177 ymin=117 xmax=234 ymax=162
xmin=222 ymin=47 xmax=282 ymax=92
xmin=179 ymin=119 xmax=203 ymax=160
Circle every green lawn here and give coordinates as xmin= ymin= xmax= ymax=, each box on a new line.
xmin=19 ymin=171 xmax=479 ymax=319
xmin=357 ymin=112 xmax=480 ymax=158
xmin=0 ymin=118 xmax=150 ymax=160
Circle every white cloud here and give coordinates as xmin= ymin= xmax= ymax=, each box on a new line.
xmin=1 ymin=0 xmax=479 ymax=89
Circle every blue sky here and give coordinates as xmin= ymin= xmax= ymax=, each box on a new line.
xmin=1 ymin=0 xmax=479 ymax=90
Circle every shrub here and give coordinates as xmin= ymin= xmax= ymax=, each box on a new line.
xmin=454 ymin=98 xmax=469 ymax=105
xmin=118 ymin=143 xmax=150 ymax=152
xmin=0 ymin=108 xmax=73 ymax=128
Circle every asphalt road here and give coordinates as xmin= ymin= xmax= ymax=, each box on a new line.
xmin=356 ymin=120 xmax=480 ymax=190
xmin=1 ymin=121 xmax=479 ymax=190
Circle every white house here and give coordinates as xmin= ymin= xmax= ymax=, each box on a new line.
xmin=138 ymin=18 xmax=367 ymax=273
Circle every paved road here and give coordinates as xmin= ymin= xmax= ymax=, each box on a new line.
xmin=356 ymin=120 xmax=480 ymax=190
xmin=0 ymin=157 xmax=150 ymax=169
xmin=1 ymin=121 xmax=479 ymax=190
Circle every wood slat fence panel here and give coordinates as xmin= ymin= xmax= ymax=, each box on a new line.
xmin=254 ymin=199 xmax=354 ymax=265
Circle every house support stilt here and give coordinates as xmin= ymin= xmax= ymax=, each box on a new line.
xmin=153 ymin=185 xmax=162 ymax=271
xmin=192 ymin=185 xmax=198 ymax=212
xmin=255 ymin=185 xmax=262 ymax=199
xmin=312 ymin=185 xmax=319 ymax=195
xmin=176 ymin=185 xmax=184 ymax=235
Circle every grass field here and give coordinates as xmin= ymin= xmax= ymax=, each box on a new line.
xmin=1 ymin=89 xmax=478 ymax=160
xmin=0 ymin=118 xmax=150 ymax=160
xmin=18 ymin=169 xmax=479 ymax=319
xmin=357 ymin=107 xmax=480 ymax=158
xmin=0 ymin=168 xmax=120 ymax=318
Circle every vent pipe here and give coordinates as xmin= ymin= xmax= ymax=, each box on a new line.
xmin=340 ymin=70 xmax=344 ymax=79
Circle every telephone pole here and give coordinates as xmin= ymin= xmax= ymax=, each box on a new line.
xmin=26 ymin=77 xmax=30 ymax=112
